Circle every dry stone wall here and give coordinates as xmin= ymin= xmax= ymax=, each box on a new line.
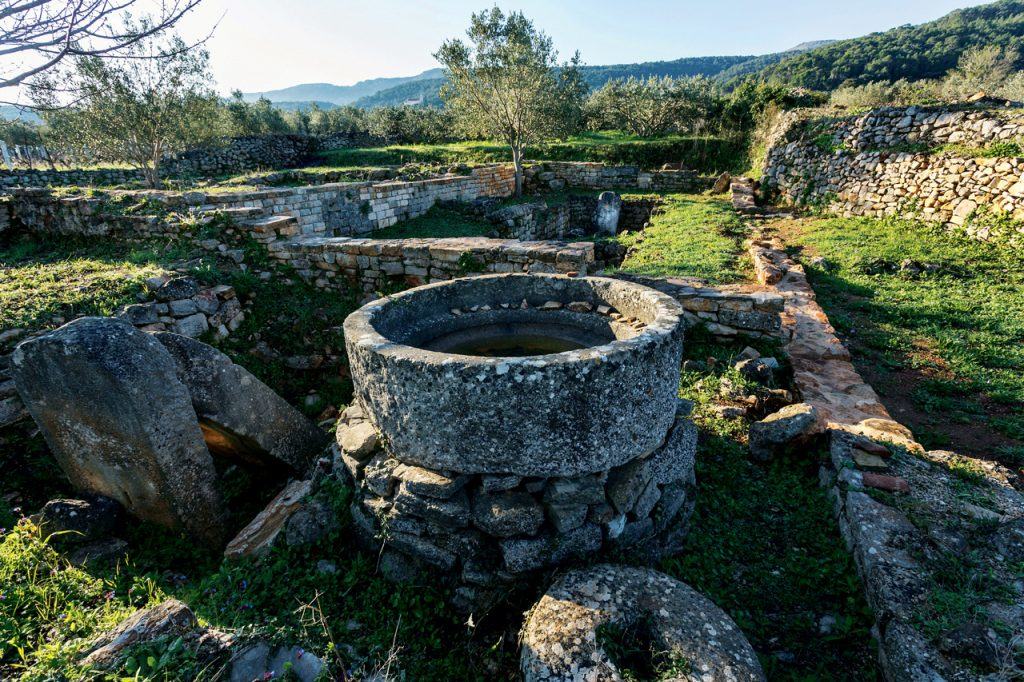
xmin=763 ymin=104 xmax=1024 ymax=242
xmin=0 ymin=135 xmax=318 ymax=191
xmin=525 ymin=161 xmax=712 ymax=192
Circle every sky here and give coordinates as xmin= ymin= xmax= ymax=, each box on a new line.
xmin=167 ymin=0 xmax=991 ymax=94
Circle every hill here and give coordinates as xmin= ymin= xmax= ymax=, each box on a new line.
xmin=750 ymin=0 xmax=1024 ymax=89
xmin=351 ymin=50 xmax=824 ymax=108
xmin=241 ymin=69 xmax=444 ymax=106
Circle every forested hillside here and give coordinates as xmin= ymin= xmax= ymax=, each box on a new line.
xmin=751 ymin=0 xmax=1024 ymax=88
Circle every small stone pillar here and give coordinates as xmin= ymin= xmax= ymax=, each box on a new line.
xmin=594 ymin=191 xmax=622 ymax=236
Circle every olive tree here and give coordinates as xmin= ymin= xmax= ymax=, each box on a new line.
xmin=435 ymin=8 xmax=586 ymax=196
xmin=33 ymin=29 xmax=224 ymax=188
xmin=586 ymin=76 xmax=723 ymax=136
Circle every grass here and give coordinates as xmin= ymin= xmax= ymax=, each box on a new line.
xmin=660 ymin=328 xmax=877 ymax=680
xmin=368 ymin=205 xmax=492 ymax=240
xmin=778 ymin=215 xmax=1024 ymax=460
xmin=314 ymin=131 xmax=746 ymax=174
xmin=0 ymin=238 xmax=173 ymax=333
xmin=611 ymin=194 xmax=753 ymax=284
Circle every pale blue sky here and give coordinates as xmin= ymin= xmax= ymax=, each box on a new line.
xmin=162 ymin=0 xmax=989 ymax=92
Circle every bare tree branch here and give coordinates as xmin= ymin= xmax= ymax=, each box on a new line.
xmin=0 ymin=0 xmax=208 ymax=91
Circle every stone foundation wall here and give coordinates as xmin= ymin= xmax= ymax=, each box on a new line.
xmin=268 ymin=236 xmax=594 ymax=293
xmin=336 ymin=401 xmax=698 ymax=607
xmin=762 ymin=104 xmax=1024 ymax=241
xmin=486 ymin=202 xmax=573 ymax=241
xmin=525 ymin=162 xmax=713 ymax=192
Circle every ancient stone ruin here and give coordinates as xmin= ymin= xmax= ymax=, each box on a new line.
xmin=339 ymin=274 xmax=700 ymax=606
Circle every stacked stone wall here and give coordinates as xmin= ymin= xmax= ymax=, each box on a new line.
xmin=8 ymin=165 xmax=517 ymax=238
xmin=0 ymin=135 xmax=319 ymax=191
xmin=763 ymin=104 xmax=1024 ymax=241
xmin=525 ymin=162 xmax=713 ymax=192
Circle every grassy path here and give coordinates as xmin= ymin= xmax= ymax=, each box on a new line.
xmin=776 ymin=215 xmax=1024 ymax=468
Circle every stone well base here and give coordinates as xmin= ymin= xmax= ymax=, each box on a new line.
xmin=333 ymin=400 xmax=697 ymax=607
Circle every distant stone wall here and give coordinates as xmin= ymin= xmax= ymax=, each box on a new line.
xmin=163 ymin=134 xmax=317 ymax=177
xmin=0 ymin=167 xmax=144 ymax=190
xmin=525 ymin=162 xmax=713 ymax=193
xmin=762 ymin=104 xmax=1024 ymax=242
xmin=8 ymin=165 xmax=517 ymax=239
xmin=0 ymin=135 xmax=317 ymax=192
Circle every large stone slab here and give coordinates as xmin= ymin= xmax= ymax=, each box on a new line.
xmin=11 ymin=318 xmax=227 ymax=545
xmin=155 ymin=332 xmax=326 ymax=473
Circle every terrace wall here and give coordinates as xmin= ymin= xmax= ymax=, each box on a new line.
xmin=762 ymin=104 xmax=1024 ymax=241
xmin=0 ymin=135 xmax=318 ymax=191
xmin=525 ymin=161 xmax=713 ymax=193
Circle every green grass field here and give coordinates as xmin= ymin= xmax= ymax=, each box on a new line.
xmin=779 ymin=215 xmax=1024 ymax=464
xmin=612 ymin=194 xmax=753 ymax=284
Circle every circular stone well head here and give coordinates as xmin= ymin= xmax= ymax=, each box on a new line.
xmin=344 ymin=274 xmax=685 ymax=478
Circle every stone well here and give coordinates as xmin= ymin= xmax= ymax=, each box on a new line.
xmin=338 ymin=274 xmax=697 ymax=603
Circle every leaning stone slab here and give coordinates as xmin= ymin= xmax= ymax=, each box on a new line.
xmin=521 ymin=564 xmax=765 ymax=681
xmin=224 ymin=479 xmax=312 ymax=558
xmin=11 ymin=317 xmax=227 ymax=546
xmin=155 ymin=332 xmax=327 ymax=473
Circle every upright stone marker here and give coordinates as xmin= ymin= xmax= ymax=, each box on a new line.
xmin=594 ymin=191 xmax=622 ymax=235
xmin=11 ymin=317 xmax=227 ymax=545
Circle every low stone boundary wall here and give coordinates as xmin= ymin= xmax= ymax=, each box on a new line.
xmin=268 ymin=236 xmax=593 ymax=292
xmin=744 ymin=218 xmax=1024 ymax=680
xmin=610 ymin=273 xmax=784 ymax=340
xmin=525 ymin=162 xmax=713 ymax=193
xmin=762 ymin=104 xmax=1024 ymax=242
xmin=7 ymin=165 xmax=516 ymax=239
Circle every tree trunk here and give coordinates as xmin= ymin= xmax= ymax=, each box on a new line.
xmin=512 ymin=145 xmax=523 ymax=197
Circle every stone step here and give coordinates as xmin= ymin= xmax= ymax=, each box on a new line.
xmin=241 ymin=214 xmax=298 ymax=234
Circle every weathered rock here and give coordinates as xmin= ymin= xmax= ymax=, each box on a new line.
xmin=224 ymin=479 xmax=312 ymax=558
xmin=284 ymin=498 xmax=338 ymax=547
xmin=500 ymin=524 xmax=602 ymax=573
xmin=336 ymin=420 xmax=378 ymax=460
xmin=394 ymin=463 xmax=468 ymax=499
xmin=393 ymin=484 xmax=470 ymax=528
xmin=471 ymin=490 xmax=544 ymax=537
xmin=0 ymin=395 xmax=27 ymax=428
xmin=155 ymin=332 xmax=326 ymax=473
xmin=67 ymin=537 xmax=129 ymax=566
xmin=735 ymin=357 xmax=773 ymax=384
xmin=229 ymin=641 xmax=325 ymax=682
xmin=749 ymin=403 xmax=821 ymax=461
xmin=521 ymin=565 xmax=765 ymax=681
xmin=712 ymin=172 xmax=733 ymax=194
xmin=11 ymin=317 xmax=227 ymax=546
xmin=154 ymin=276 xmax=199 ymax=302
xmin=38 ymin=496 xmax=123 ymax=544
xmin=81 ymin=600 xmax=198 ymax=669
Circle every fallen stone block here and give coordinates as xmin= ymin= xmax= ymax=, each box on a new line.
xmin=11 ymin=317 xmax=227 ymax=546
xmin=155 ymin=332 xmax=327 ymax=474
xmin=37 ymin=496 xmax=123 ymax=544
xmin=749 ymin=402 xmax=821 ymax=461
xmin=81 ymin=600 xmax=198 ymax=669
